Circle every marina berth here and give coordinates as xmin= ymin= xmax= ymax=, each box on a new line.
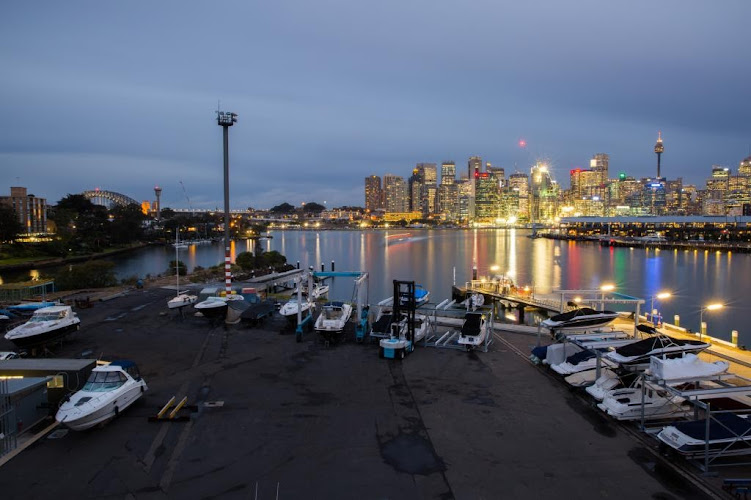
xmin=605 ymin=335 xmax=710 ymax=365
xmin=658 ymin=413 xmax=751 ymax=457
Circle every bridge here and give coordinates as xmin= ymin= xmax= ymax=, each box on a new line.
xmin=82 ymin=189 xmax=140 ymax=208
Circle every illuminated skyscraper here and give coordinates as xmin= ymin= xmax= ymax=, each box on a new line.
xmin=474 ymin=172 xmax=500 ymax=221
xmin=590 ymin=153 xmax=609 ymax=187
xmin=364 ymin=175 xmax=382 ymax=211
xmin=738 ymin=156 xmax=751 ymax=177
xmin=441 ymin=161 xmax=456 ymax=185
xmin=383 ymin=174 xmax=408 ymax=213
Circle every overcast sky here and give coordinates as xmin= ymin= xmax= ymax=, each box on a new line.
xmin=1 ymin=1 xmax=750 ymax=209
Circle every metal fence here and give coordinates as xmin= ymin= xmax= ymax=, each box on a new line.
xmin=0 ymin=379 xmax=17 ymax=458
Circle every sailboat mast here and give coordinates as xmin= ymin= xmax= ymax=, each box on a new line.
xmin=175 ymin=227 xmax=180 ymax=295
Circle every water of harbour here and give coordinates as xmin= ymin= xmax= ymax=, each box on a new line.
xmin=3 ymin=229 xmax=748 ymax=345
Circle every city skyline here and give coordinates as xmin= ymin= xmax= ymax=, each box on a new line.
xmin=1 ymin=1 xmax=750 ymax=209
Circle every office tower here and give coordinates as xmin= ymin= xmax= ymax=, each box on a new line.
xmin=590 ymin=153 xmax=609 ymax=187
xmin=456 ymin=179 xmax=472 ymax=221
xmin=654 ymin=132 xmax=664 ymax=179
xmin=383 ymin=174 xmax=408 ymax=213
xmin=416 ymin=163 xmax=438 ymax=215
xmin=441 ymin=161 xmax=456 ymax=185
xmin=508 ymin=172 xmax=530 ymax=221
xmin=438 ymin=183 xmax=458 ymax=219
xmin=364 ymin=175 xmax=382 ymax=211
xmin=707 ymin=166 xmax=731 ymax=193
xmin=740 ymin=156 xmax=751 ymax=176
xmin=474 ymin=172 xmax=500 ymax=221
xmin=468 ymin=156 xmax=482 ymax=179
xmin=409 ymin=167 xmax=423 ymax=213
xmin=488 ymin=166 xmax=505 ymax=187
xmin=0 ymin=186 xmax=47 ymax=234
xmin=530 ymin=163 xmax=558 ymax=222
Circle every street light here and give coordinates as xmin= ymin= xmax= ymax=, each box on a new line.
xmin=649 ymin=291 xmax=671 ymax=327
xmin=699 ymin=303 xmax=724 ymax=341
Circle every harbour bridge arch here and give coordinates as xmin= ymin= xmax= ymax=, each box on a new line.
xmin=82 ymin=189 xmax=140 ymax=209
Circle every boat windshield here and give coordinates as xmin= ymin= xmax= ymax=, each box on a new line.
xmin=30 ymin=312 xmax=63 ymax=322
xmin=82 ymin=370 xmax=127 ymax=392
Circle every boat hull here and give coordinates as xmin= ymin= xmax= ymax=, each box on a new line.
xmin=56 ymin=382 xmax=146 ymax=431
xmin=194 ymin=303 xmax=228 ymax=319
xmin=5 ymin=321 xmax=80 ymax=349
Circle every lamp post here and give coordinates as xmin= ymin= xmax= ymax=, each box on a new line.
xmin=599 ymin=284 xmax=614 ymax=310
xmin=699 ymin=303 xmax=723 ymax=341
xmin=649 ymin=291 xmax=671 ymax=327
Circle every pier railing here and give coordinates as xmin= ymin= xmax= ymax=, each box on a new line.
xmin=465 ymin=280 xmax=567 ymax=313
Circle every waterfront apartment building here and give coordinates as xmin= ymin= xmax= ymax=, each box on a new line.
xmin=364 ymin=175 xmax=383 ymax=212
xmin=383 ymin=174 xmax=408 ymax=213
xmin=0 ymin=186 xmax=48 ymax=234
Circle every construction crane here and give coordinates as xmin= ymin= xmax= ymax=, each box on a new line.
xmin=179 ymin=180 xmax=192 ymax=211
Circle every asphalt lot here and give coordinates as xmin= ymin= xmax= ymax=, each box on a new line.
xmin=0 ymin=288 xmax=716 ymax=499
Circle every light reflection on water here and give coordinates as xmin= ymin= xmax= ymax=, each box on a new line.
xmin=2 ymin=229 xmax=748 ymax=344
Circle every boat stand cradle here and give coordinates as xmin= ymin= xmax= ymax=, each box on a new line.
xmin=148 ymin=396 xmax=198 ymax=422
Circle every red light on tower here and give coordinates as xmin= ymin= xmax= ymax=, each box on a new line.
xmin=518 ymin=139 xmax=527 ymax=148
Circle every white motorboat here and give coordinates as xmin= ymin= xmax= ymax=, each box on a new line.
xmin=541 ymin=307 xmax=619 ymax=333
xmin=4 ymin=305 xmax=80 ymax=349
xmin=551 ymin=349 xmax=617 ymax=375
xmin=194 ymin=294 xmax=243 ymax=319
xmin=294 ymin=282 xmax=330 ymax=300
xmin=585 ymin=369 xmax=628 ymax=401
xmin=314 ymin=301 xmax=353 ymax=335
xmin=379 ymin=314 xmax=431 ymax=359
xmin=457 ymin=312 xmax=488 ymax=351
xmin=279 ymin=297 xmax=314 ymax=318
xmin=56 ymin=360 xmax=147 ymax=431
xmin=605 ymin=335 xmax=710 ymax=365
xmin=597 ymin=355 xmax=731 ymax=421
xmin=658 ymin=413 xmax=751 ymax=457
xmin=167 ymin=229 xmax=197 ymax=309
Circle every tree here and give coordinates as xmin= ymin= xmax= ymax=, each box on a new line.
xmin=109 ymin=203 xmax=146 ymax=244
xmin=0 ymin=203 xmax=23 ymax=242
xmin=270 ymin=202 xmax=296 ymax=214
xmin=236 ymin=251 xmax=255 ymax=270
xmin=303 ymin=202 xmax=325 ymax=214
xmin=52 ymin=260 xmax=118 ymax=290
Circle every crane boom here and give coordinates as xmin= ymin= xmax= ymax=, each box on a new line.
xmin=179 ymin=180 xmax=192 ymax=211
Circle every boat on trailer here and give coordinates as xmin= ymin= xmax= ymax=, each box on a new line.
xmin=314 ymin=301 xmax=353 ymax=337
xmin=4 ymin=305 xmax=80 ymax=349
xmin=56 ymin=360 xmax=148 ymax=431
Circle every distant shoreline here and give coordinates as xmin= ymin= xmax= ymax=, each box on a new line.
xmin=0 ymin=243 xmax=152 ymax=273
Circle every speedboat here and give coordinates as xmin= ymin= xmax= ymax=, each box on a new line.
xmin=605 ymin=335 xmax=710 ymax=366
xmin=399 ymin=285 xmax=430 ymax=307
xmin=4 ymin=305 xmax=80 ymax=349
xmin=551 ymin=349 xmax=617 ymax=375
xmin=379 ymin=314 xmax=430 ymax=359
xmin=657 ymin=413 xmax=751 ymax=457
xmin=314 ymin=301 xmax=353 ymax=335
xmin=194 ymin=294 xmax=243 ymax=319
xmin=457 ymin=312 xmax=488 ymax=351
xmin=369 ymin=306 xmax=393 ymax=339
xmin=56 ymin=360 xmax=147 ymax=431
xmin=7 ymin=301 xmax=59 ymax=317
xmin=308 ymin=283 xmax=330 ymax=300
xmin=541 ymin=307 xmax=619 ymax=333
xmin=279 ymin=297 xmax=313 ymax=318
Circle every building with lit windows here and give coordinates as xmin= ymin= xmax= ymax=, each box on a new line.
xmin=507 ymin=172 xmax=529 ymax=221
xmin=383 ymin=174 xmax=408 ymax=213
xmin=0 ymin=186 xmax=48 ymax=235
xmin=474 ymin=172 xmax=500 ymax=221
xmin=364 ymin=175 xmax=383 ymax=212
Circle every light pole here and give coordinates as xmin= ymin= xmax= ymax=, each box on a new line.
xmin=699 ymin=303 xmax=723 ymax=341
xmin=600 ymin=283 xmax=614 ymax=310
xmin=649 ymin=291 xmax=671 ymax=327
xmin=217 ymin=110 xmax=237 ymax=297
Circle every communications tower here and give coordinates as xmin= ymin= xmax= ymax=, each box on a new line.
xmin=654 ymin=131 xmax=664 ymax=178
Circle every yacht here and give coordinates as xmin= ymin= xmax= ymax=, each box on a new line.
xmin=279 ymin=296 xmax=314 ymax=318
xmin=4 ymin=305 xmax=80 ymax=349
xmin=56 ymin=360 xmax=147 ymax=431
xmin=457 ymin=312 xmax=488 ymax=351
xmin=541 ymin=307 xmax=619 ymax=333
xmin=167 ymin=229 xmax=197 ymax=309
xmin=314 ymin=301 xmax=353 ymax=336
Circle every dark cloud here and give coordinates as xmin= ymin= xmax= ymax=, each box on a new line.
xmin=1 ymin=0 xmax=749 ymax=208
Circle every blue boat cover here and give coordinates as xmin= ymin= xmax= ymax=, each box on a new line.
xmin=674 ymin=413 xmax=751 ymax=441
xmin=531 ymin=345 xmax=548 ymax=359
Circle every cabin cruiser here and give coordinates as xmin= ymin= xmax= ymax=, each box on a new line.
xmin=605 ymin=335 xmax=709 ymax=365
xmin=7 ymin=301 xmax=59 ymax=317
xmin=541 ymin=307 xmax=619 ymax=333
xmin=4 ymin=305 xmax=80 ymax=348
xmin=279 ymin=296 xmax=314 ymax=318
xmin=56 ymin=360 xmax=147 ymax=431
xmin=458 ymin=312 xmax=488 ymax=351
xmin=657 ymin=413 xmax=751 ymax=457
xmin=314 ymin=301 xmax=353 ymax=336
xmin=379 ymin=314 xmax=430 ymax=359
